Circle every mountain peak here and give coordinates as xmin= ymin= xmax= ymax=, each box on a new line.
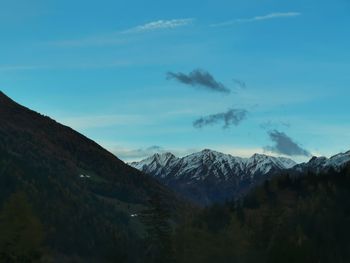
xmin=250 ymin=153 xmax=268 ymax=159
xmin=130 ymin=151 xmax=178 ymax=172
xmin=152 ymin=152 xmax=176 ymax=159
xmin=200 ymin=148 xmax=217 ymax=155
xmin=131 ymin=149 xmax=298 ymax=204
xmin=160 ymin=152 xmax=176 ymax=157
xmin=152 ymin=152 xmax=177 ymax=163
xmin=199 ymin=149 xmax=225 ymax=157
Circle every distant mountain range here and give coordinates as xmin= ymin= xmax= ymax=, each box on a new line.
xmin=130 ymin=150 xmax=296 ymax=205
xmin=130 ymin=149 xmax=350 ymax=205
xmin=294 ymin=151 xmax=350 ymax=174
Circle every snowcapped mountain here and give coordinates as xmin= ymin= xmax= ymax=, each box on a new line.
xmin=131 ymin=152 xmax=178 ymax=178
xmin=130 ymin=149 xmax=297 ymax=205
xmin=294 ymin=151 xmax=350 ymax=174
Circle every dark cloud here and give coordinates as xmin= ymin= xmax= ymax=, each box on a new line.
xmin=167 ymin=69 xmax=230 ymax=94
xmin=264 ymin=130 xmax=311 ymax=157
xmin=193 ymin=108 xmax=248 ymax=129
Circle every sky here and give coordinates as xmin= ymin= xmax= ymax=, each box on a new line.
xmin=1 ymin=0 xmax=350 ymax=163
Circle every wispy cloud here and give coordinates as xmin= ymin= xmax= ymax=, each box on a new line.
xmin=123 ymin=18 xmax=194 ymax=33
xmin=211 ymin=12 xmax=301 ymax=27
xmin=50 ymin=18 xmax=194 ymax=47
xmin=264 ymin=130 xmax=311 ymax=157
xmin=109 ymin=145 xmax=198 ymax=162
xmin=116 ymin=145 xmax=165 ymax=161
xmin=193 ymin=108 xmax=248 ymax=129
xmin=167 ymin=69 xmax=230 ymax=94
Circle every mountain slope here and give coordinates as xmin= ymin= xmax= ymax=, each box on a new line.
xmin=130 ymin=149 xmax=296 ymax=205
xmin=0 ymin=91 xmax=185 ymax=262
xmin=293 ymin=151 xmax=350 ymax=174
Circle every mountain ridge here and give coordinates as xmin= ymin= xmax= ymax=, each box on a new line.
xmin=130 ymin=149 xmax=297 ymax=205
xmin=293 ymin=150 xmax=350 ymax=174
xmin=131 ymin=149 xmax=350 ymax=205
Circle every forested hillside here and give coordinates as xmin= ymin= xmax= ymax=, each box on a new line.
xmin=0 ymin=91 xmax=189 ymax=262
xmin=171 ymin=164 xmax=350 ymax=263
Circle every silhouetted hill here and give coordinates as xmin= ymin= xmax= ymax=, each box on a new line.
xmin=0 ymin=91 xmax=187 ymax=262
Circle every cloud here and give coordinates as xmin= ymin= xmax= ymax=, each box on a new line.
xmin=50 ymin=18 xmax=194 ymax=47
xmin=110 ymin=146 xmax=164 ymax=161
xmin=264 ymin=130 xmax=311 ymax=157
xmin=110 ymin=145 xmax=198 ymax=162
xmin=167 ymin=69 xmax=230 ymax=94
xmin=193 ymin=108 xmax=248 ymax=129
xmin=211 ymin=12 xmax=301 ymax=27
xmin=124 ymin=18 xmax=194 ymax=33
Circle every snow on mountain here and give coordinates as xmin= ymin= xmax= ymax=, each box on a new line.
xmin=130 ymin=152 xmax=178 ymax=178
xmin=131 ymin=149 xmax=296 ymax=182
xmin=296 ymin=151 xmax=350 ymax=173
xmin=326 ymin=151 xmax=350 ymax=169
xmin=130 ymin=149 xmax=297 ymax=205
xmin=130 ymin=149 xmax=350 ymax=205
xmin=245 ymin=153 xmax=296 ymax=176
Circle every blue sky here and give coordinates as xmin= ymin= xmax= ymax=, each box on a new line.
xmin=1 ymin=0 xmax=350 ymax=162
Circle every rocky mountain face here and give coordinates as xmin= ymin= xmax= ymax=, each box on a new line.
xmin=130 ymin=149 xmax=297 ymax=205
xmin=131 ymin=149 xmax=350 ymax=205
xmin=293 ymin=151 xmax=350 ymax=174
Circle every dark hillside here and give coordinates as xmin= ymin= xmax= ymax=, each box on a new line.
xmin=0 ymin=91 xmax=188 ymax=262
xmin=172 ymin=163 xmax=350 ymax=263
